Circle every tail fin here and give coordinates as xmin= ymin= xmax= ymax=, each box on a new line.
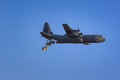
xmin=43 ymin=22 xmax=53 ymax=34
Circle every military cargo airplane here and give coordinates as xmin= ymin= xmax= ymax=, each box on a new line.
xmin=40 ymin=22 xmax=105 ymax=51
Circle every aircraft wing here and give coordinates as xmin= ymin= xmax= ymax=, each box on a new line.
xmin=62 ymin=24 xmax=82 ymax=37
xmin=62 ymin=24 xmax=73 ymax=34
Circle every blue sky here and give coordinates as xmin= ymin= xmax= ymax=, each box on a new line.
xmin=0 ymin=0 xmax=120 ymax=80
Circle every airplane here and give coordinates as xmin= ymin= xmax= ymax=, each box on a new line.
xmin=40 ymin=22 xmax=105 ymax=51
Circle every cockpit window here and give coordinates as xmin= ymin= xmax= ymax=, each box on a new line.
xmin=99 ymin=35 xmax=102 ymax=37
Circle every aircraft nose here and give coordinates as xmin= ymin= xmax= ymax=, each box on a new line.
xmin=96 ymin=37 xmax=105 ymax=42
xmin=99 ymin=37 xmax=105 ymax=42
xmin=102 ymin=38 xmax=105 ymax=42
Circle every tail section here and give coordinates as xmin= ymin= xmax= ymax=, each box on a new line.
xmin=40 ymin=22 xmax=53 ymax=40
xmin=43 ymin=22 xmax=53 ymax=34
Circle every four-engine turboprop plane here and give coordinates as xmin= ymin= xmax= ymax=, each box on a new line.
xmin=40 ymin=22 xmax=105 ymax=51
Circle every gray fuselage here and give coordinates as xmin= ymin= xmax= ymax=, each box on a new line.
xmin=50 ymin=34 xmax=105 ymax=44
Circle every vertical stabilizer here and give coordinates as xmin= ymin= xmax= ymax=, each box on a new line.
xmin=43 ymin=22 xmax=53 ymax=34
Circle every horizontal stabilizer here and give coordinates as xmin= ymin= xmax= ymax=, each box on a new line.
xmin=40 ymin=32 xmax=52 ymax=40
